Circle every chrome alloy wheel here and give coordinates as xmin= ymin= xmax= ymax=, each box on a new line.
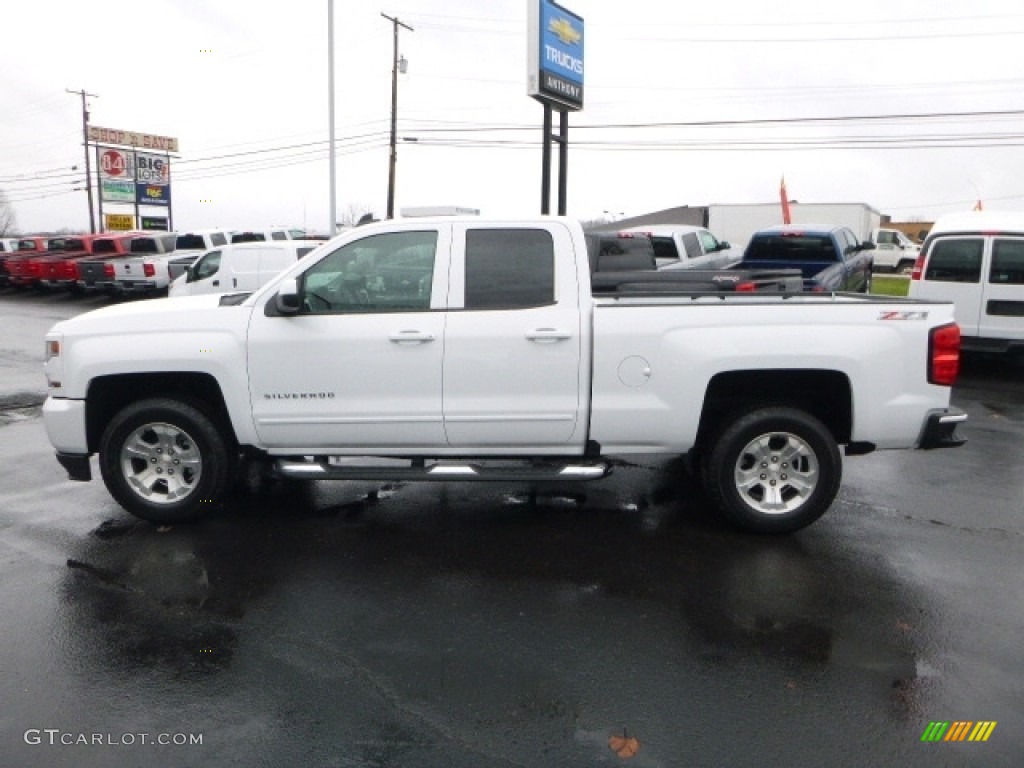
xmin=732 ymin=431 xmax=819 ymax=515
xmin=119 ymin=421 xmax=203 ymax=504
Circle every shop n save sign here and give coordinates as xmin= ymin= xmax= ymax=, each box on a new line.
xmin=88 ymin=125 xmax=179 ymax=153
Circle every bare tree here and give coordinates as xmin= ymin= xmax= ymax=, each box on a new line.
xmin=336 ymin=202 xmax=374 ymax=228
xmin=0 ymin=189 xmax=16 ymax=236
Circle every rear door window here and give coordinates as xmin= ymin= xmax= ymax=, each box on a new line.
xmin=464 ymin=229 xmax=554 ymax=309
xmin=681 ymin=232 xmax=702 ymax=259
xmin=924 ymin=238 xmax=983 ymax=283
xmin=990 ymin=238 xmax=1024 ymax=285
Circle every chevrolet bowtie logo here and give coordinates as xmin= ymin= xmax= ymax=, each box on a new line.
xmin=549 ymin=17 xmax=581 ymax=46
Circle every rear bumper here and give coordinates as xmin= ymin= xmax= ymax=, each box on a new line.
xmin=918 ymin=407 xmax=968 ymax=450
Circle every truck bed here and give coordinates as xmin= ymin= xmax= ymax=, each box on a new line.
xmin=590 ymin=268 xmax=803 ymax=295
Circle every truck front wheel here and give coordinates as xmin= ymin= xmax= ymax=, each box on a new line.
xmin=98 ymin=398 xmax=230 ymax=524
xmin=702 ymin=407 xmax=841 ymax=533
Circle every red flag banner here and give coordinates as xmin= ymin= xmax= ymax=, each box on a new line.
xmin=780 ymin=176 xmax=792 ymax=224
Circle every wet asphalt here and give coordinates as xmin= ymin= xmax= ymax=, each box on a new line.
xmin=1 ymin=287 xmax=1022 ymax=767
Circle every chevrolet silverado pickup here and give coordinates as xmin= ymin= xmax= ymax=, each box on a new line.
xmin=42 ymin=217 xmax=966 ymax=533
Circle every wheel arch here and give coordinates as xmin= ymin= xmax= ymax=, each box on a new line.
xmin=85 ymin=372 xmax=234 ymax=453
xmin=695 ymin=369 xmax=852 ymax=451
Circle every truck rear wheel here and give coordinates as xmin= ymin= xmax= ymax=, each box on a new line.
xmin=99 ymin=398 xmax=230 ymax=524
xmin=702 ymin=407 xmax=841 ymax=533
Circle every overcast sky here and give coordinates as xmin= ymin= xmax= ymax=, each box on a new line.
xmin=3 ymin=0 xmax=1023 ymax=234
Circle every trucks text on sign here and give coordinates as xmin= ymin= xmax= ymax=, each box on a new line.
xmin=527 ymin=0 xmax=585 ymax=111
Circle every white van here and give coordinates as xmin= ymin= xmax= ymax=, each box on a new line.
xmin=908 ymin=211 xmax=1024 ymax=353
xmin=168 ymin=240 xmax=323 ymax=297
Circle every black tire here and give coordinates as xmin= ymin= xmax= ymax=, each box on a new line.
xmin=702 ymin=407 xmax=841 ymax=534
xmin=98 ymin=398 xmax=231 ymax=524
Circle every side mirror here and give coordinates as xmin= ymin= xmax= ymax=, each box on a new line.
xmin=719 ymin=241 xmax=731 ymax=250
xmin=274 ymin=277 xmax=301 ymax=314
xmin=184 ymin=265 xmax=194 ymax=282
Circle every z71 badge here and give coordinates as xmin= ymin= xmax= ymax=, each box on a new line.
xmin=878 ymin=310 xmax=929 ymax=321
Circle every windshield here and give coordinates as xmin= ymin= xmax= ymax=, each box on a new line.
xmin=746 ymin=235 xmax=835 ymax=262
xmin=176 ymin=234 xmax=207 ymax=250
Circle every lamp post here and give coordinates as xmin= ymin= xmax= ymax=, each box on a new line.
xmin=382 ymin=13 xmax=412 ymax=219
xmin=327 ymin=0 xmax=337 ymax=235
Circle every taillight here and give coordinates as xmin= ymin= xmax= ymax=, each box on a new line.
xmin=103 ymin=263 xmax=115 ymax=278
xmin=71 ymin=263 xmax=81 ymax=279
xmin=910 ymin=252 xmax=926 ymax=280
xmin=143 ymin=262 xmax=155 ymax=277
xmin=929 ymin=323 xmax=960 ymax=386
xmin=735 ymin=281 xmax=757 ymax=292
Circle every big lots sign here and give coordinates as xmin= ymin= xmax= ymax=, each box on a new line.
xmin=136 ymin=153 xmax=169 ymax=184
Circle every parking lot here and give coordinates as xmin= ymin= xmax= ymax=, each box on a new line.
xmin=1 ymin=287 xmax=1022 ymax=767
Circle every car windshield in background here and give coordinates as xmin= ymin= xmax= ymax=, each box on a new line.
xmin=177 ymin=235 xmax=206 ymax=250
xmin=746 ymin=235 xmax=835 ymax=262
xmin=130 ymin=239 xmax=160 ymax=254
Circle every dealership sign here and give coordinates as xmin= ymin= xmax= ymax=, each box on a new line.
xmin=527 ymin=0 xmax=584 ymax=111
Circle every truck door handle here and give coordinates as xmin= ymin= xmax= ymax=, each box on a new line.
xmin=389 ymin=330 xmax=435 ymax=344
xmin=526 ymin=328 xmax=572 ymax=342
xmin=212 ymin=280 xmax=219 ymax=286
xmin=232 ymin=278 xmax=237 ymax=287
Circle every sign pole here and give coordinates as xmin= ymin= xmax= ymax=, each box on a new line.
xmin=166 ymin=152 xmax=174 ymax=231
xmin=95 ymin=144 xmax=105 ymax=231
xmin=132 ymin=148 xmax=140 ymax=230
xmin=541 ymin=104 xmax=552 ymax=215
xmin=558 ymin=109 xmax=568 ymax=215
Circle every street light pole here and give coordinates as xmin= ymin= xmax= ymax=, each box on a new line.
xmin=327 ymin=0 xmax=337 ymax=236
xmin=381 ymin=13 xmax=412 ymax=219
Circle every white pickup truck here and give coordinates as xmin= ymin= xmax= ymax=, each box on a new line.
xmin=620 ymin=225 xmax=740 ymax=270
xmin=42 ymin=217 xmax=966 ymax=533
xmin=113 ymin=229 xmax=231 ymax=295
xmin=868 ymin=227 xmax=921 ymax=274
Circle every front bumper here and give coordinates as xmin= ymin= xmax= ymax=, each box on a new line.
xmin=56 ymin=452 xmax=92 ymax=481
xmin=918 ymin=407 xmax=968 ymax=450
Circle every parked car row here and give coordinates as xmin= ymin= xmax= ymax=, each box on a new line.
xmin=0 ymin=227 xmax=327 ymax=298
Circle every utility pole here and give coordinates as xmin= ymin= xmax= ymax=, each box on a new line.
xmin=66 ymin=88 xmax=98 ymax=233
xmin=327 ymin=0 xmax=337 ymax=236
xmin=381 ymin=13 xmax=412 ymax=219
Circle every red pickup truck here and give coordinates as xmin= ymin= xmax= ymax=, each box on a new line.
xmin=0 ymin=236 xmax=52 ymax=287
xmin=44 ymin=234 xmax=136 ymax=291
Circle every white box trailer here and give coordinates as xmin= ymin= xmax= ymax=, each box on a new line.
xmin=708 ymin=203 xmax=882 ymax=250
